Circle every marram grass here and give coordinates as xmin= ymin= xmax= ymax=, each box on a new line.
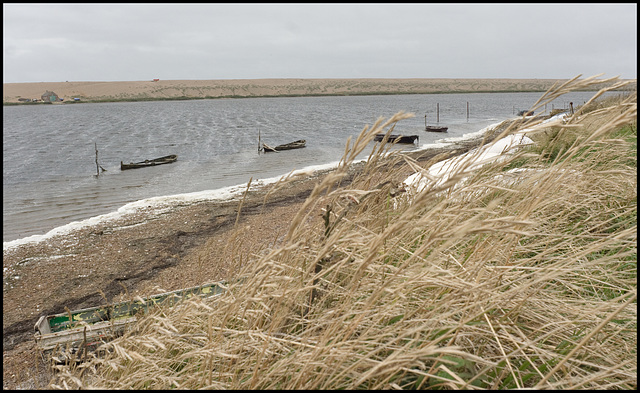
xmin=51 ymin=77 xmax=636 ymax=390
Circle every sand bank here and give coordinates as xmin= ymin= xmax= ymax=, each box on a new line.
xmin=3 ymin=78 xmax=579 ymax=103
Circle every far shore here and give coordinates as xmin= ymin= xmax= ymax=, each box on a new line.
xmin=4 ymin=78 xmax=633 ymax=105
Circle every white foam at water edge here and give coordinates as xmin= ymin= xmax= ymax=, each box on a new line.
xmin=4 ymin=120 xmax=516 ymax=252
xmin=404 ymin=133 xmax=535 ymax=192
xmin=407 ymin=115 xmax=568 ymax=182
xmin=422 ymin=114 xmax=566 ymax=149
xmin=3 ymin=161 xmax=344 ymax=252
xmin=414 ymin=120 xmax=505 ymax=151
xmin=440 ymin=121 xmax=505 ymax=142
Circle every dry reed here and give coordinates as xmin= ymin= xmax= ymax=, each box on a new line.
xmin=50 ymin=77 xmax=636 ymax=389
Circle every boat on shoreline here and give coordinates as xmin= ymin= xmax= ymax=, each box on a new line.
xmin=120 ymin=154 xmax=177 ymax=170
xmin=374 ymin=134 xmax=419 ymax=144
xmin=34 ymin=282 xmax=226 ymax=359
xmin=262 ymin=139 xmax=306 ymax=152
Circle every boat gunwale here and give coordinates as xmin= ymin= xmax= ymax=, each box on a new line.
xmin=120 ymin=154 xmax=178 ymax=170
xmin=262 ymin=139 xmax=306 ymax=152
xmin=373 ymin=133 xmax=419 ymax=144
xmin=424 ymin=126 xmax=448 ymax=132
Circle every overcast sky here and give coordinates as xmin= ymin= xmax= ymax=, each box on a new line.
xmin=3 ymin=3 xmax=637 ymax=83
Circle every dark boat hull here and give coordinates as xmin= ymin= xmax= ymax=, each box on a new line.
xmin=262 ymin=139 xmax=306 ymax=152
xmin=120 ymin=154 xmax=177 ymax=170
xmin=425 ymin=126 xmax=448 ymax=132
xmin=374 ymin=134 xmax=419 ymax=144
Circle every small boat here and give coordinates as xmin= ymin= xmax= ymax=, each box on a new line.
xmin=262 ymin=139 xmax=306 ymax=152
xmin=424 ymin=114 xmax=448 ymax=132
xmin=34 ymin=282 xmax=226 ymax=358
xmin=517 ymin=110 xmax=534 ymax=116
xmin=374 ymin=134 xmax=419 ymax=144
xmin=425 ymin=125 xmax=448 ymax=132
xmin=120 ymin=154 xmax=177 ymax=170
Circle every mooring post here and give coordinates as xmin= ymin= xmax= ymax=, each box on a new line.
xmin=94 ymin=143 xmax=106 ymax=175
xmin=95 ymin=143 xmax=99 ymax=176
xmin=437 ymin=103 xmax=440 ymax=123
xmin=466 ymin=102 xmax=469 ymax=121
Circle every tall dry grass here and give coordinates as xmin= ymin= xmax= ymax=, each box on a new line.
xmin=50 ymin=77 xmax=636 ymax=389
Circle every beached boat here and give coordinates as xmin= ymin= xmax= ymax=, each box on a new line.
xmin=34 ymin=282 xmax=226 ymax=358
xmin=120 ymin=154 xmax=177 ymax=170
xmin=262 ymin=139 xmax=306 ymax=152
xmin=374 ymin=134 xmax=419 ymax=144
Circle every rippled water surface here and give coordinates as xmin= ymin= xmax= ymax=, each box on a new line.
xmin=3 ymin=91 xmax=603 ymax=243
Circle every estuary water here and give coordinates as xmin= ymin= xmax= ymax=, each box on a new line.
xmin=3 ymin=91 xmax=602 ymax=246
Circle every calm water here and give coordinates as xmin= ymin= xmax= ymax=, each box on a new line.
xmin=3 ymin=91 xmax=602 ymax=245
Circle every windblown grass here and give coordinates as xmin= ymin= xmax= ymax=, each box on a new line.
xmin=51 ymin=77 xmax=636 ymax=389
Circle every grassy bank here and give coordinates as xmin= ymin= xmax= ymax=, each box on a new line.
xmin=51 ymin=77 xmax=636 ymax=389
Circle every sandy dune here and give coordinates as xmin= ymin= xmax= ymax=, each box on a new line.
xmin=2 ymin=78 xmax=587 ymax=103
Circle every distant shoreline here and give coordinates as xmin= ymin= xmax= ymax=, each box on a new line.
xmin=4 ymin=78 xmax=632 ymax=105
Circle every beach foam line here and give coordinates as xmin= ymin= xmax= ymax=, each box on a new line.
xmin=4 ymin=121 xmax=510 ymax=252
xmin=2 ymin=161 xmax=344 ymax=252
xmin=404 ymin=132 xmax=535 ymax=193
xmin=415 ymin=120 xmax=507 ymax=151
xmin=404 ymin=115 xmax=567 ymax=186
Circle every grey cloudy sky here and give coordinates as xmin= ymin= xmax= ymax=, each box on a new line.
xmin=3 ymin=3 xmax=637 ymax=83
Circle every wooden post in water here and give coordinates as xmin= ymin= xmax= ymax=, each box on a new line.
xmin=94 ymin=143 xmax=106 ymax=176
xmin=466 ymin=102 xmax=469 ymax=121
xmin=95 ymin=143 xmax=99 ymax=176
xmin=437 ymin=103 xmax=440 ymax=123
xmin=258 ymin=129 xmax=261 ymax=154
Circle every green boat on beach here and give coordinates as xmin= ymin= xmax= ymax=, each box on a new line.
xmin=34 ymin=281 xmax=226 ymax=358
